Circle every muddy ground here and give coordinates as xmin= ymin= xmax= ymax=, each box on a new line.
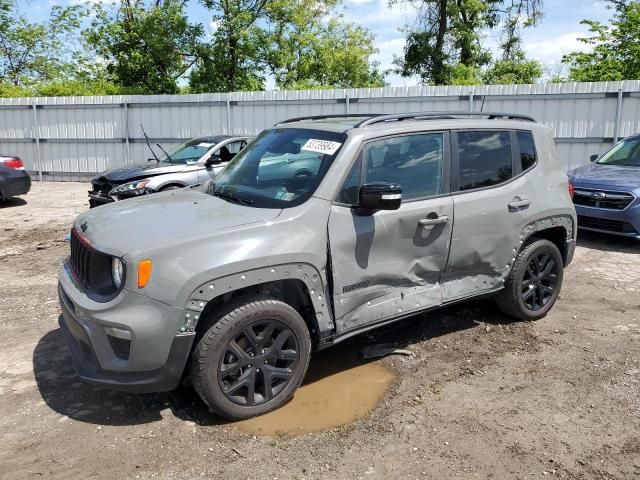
xmin=1 ymin=182 xmax=639 ymax=480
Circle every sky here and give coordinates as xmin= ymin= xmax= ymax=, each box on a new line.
xmin=21 ymin=0 xmax=614 ymax=87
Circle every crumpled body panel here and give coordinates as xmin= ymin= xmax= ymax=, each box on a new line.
xmin=328 ymin=197 xmax=454 ymax=333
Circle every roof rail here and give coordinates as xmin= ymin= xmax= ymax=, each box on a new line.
xmin=354 ymin=111 xmax=536 ymax=127
xmin=276 ymin=114 xmax=382 ymax=125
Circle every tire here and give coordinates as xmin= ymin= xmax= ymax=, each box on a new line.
xmin=191 ymin=295 xmax=312 ymax=419
xmin=496 ymin=239 xmax=564 ymax=321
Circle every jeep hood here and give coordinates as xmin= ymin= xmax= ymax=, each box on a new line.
xmin=570 ymin=162 xmax=640 ymax=191
xmin=74 ymin=189 xmax=282 ymax=256
xmin=96 ymin=162 xmax=186 ymax=183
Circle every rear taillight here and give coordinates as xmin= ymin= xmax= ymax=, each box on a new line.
xmin=568 ymin=182 xmax=575 ymax=199
xmin=1 ymin=157 xmax=24 ymax=170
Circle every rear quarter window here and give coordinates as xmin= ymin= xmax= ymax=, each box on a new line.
xmin=517 ymin=131 xmax=537 ymax=171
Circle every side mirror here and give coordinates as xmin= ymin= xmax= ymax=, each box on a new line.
xmin=358 ymin=183 xmax=402 ymax=211
xmin=590 ymin=154 xmax=599 ymax=163
xmin=205 ymin=155 xmax=222 ymax=168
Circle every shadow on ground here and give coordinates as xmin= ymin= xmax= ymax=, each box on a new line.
xmin=33 ymin=299 xmax=516 ymax=427
xmin=0 ymin=197 xmax=27 ymax=208
xmin=576 ymin=230 xmax=639 ymax=253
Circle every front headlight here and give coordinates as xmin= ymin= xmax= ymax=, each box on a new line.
xmin=109 ymin=179 xmax=151 ymax=196
xmin=111 ymin=257 xmax=125 ymax=289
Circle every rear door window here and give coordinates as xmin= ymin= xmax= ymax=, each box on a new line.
xmin=456 ymin=130 xmax=513 ymax=191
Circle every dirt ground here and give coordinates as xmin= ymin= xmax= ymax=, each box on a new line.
xmin=1 ymin=182 xmax=639 ymax=480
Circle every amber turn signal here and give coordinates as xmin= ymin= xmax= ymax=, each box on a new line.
xmin=137 ymin=259 xmax=152 ymax=288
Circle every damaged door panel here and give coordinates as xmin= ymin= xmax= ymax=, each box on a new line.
xmin=441 ymin=130 xmax=537 ymax=300
xmin=328 ymin=131 xmax=453 ymax=333
xmin=329 ymin=198 xmax=453 ymax=332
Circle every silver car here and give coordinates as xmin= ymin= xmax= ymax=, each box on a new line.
xmin=59 ymin=112 xmax=576 ymax=419
xmin=88 ymin=135 xmax=250 ymax=207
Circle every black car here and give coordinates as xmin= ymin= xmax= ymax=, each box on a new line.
xmin=0 ymin=155 xmax=31 ymax=202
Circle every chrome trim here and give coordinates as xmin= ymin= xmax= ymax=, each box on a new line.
xmin=572 ymin=187 xmax=636 ymax=211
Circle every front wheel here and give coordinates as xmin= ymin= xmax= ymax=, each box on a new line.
xmin=191 ymin=296 xmax=311 ymax=419
xmin=496 ymin=239 xmax=564 ymax=320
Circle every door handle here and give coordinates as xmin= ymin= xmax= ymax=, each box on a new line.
xmin=508 ymin=198 xmax=531 ymax=211
xmin=419 ymin=215 xmax=450 ymax=227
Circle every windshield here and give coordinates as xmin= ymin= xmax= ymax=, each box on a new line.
xmin=159 ymin=139 xmax=216 ymax=164
xmin=211 ymin=128 xmax=346 ymax=208
xmin=597 ymin=137 xmax=640 ymax=167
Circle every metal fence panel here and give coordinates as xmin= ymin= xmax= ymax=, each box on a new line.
xmin=0 ymin=81 xmax=639 ymax=179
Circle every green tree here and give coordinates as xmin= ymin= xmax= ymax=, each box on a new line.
xmin=394 ymin=0 xmax=543 ymax=85
xmin=482 ymin=52 xmax=543 ymax=84
xmin=266 ymin=0 xmax=384 ymax=89
xmin=0 ymin=0 xmax=84 ymax=86
xmin=189 ymin=0 xmax=268 ymax=93
xmin=562 ymin=0 xmax=640 ymax=81
xmin=86 ymin=0 xmax=204 ymax=94
xmin=498 ymin=0 xmax=543 ymax=61
xmin=190 ymin=0 xmax=385 ymax=92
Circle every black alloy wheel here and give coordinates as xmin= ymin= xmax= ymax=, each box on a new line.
xmin=496 ymin=238 xmax=564 ymax=321
xmin=191 ymin=295 xmax=312 ymax=419
xmin=520 ymin=252 xmax=559 ymax=311
xmin=218 ymin=320 xmax=300 ymax=406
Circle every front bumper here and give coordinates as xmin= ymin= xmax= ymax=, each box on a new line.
xmin=575 ymin=203 xmax=640 ymax=240
xmin=57 ymin=262 xmax=194 ymax=393
xmin=88 ymin=193 xmax=115 ymax=208
xmin=88 ymin=190 xmax=152 ymax=208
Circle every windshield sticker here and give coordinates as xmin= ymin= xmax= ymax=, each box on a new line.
xmin=274 ymin=190 xmax=295 ymax=201
xmin=196 ymin=142 xmax=214 ymax=148
xmin=301 ymin=139 xmax=342 ymax=155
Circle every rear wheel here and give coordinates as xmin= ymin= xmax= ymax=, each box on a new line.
xmin=496 ymin=239 xmax=564 ymax=320
xmin=191 ymin=296 xmax=311 ymax=419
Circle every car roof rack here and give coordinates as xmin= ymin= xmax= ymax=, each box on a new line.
xmin=276 ymin=114 xmax=383 ymax=125
xmin=354 ymin=111 xmax=536 ymax=127
xmin=276 ymin=111 xmax=536 ymax=127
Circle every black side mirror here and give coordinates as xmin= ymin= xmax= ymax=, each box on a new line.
xmin=205 ymin=155 xmax=222 ymax=168
xmin=358 ymin=183 xmax=402 ymax=212
xmin=590 ymin=154 xmax=599 ymax=162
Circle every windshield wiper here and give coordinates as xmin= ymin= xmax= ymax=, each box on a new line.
xmin=141 ymin=124 xmax=160 ymax=163
xmin=156 ymin=143 xmax=173 ymax=163
xmin=212 ymin=186 xmax=254 ymax=205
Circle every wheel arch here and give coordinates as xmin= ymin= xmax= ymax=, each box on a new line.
xmin=184 ymin=264 xmax=335 ymax=348
xmin=157 ymin=182 xmax=186 ymax=191
xmin=520 ymin=215 xmax=574 ymax=266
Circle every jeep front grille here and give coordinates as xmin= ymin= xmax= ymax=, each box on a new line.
xmin=70 ymin=228 xmax=94 ymax=288
xmin=573 ymin=188 xmax=635 ymax=210
xmin=68 ymin=229 xmax=122 ymax=301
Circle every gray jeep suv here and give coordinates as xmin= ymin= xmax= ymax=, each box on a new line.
xmin=58 ymin=112 xmax=576 ymax=419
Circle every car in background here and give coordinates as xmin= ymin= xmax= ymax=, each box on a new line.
xmin=88 ymin=135 xmax=250 ymax=208
xmin=0 ymin=155 xmax=31 ymax=202
xmin=569 ymin=134 xmax=640 ymax=239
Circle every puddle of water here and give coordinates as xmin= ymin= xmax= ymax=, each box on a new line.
xmin=235 ymin=347 xmax=394 ymax=436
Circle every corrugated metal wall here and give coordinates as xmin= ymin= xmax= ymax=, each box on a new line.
xmin=1 ymin=81 xmax=639 ymax=180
